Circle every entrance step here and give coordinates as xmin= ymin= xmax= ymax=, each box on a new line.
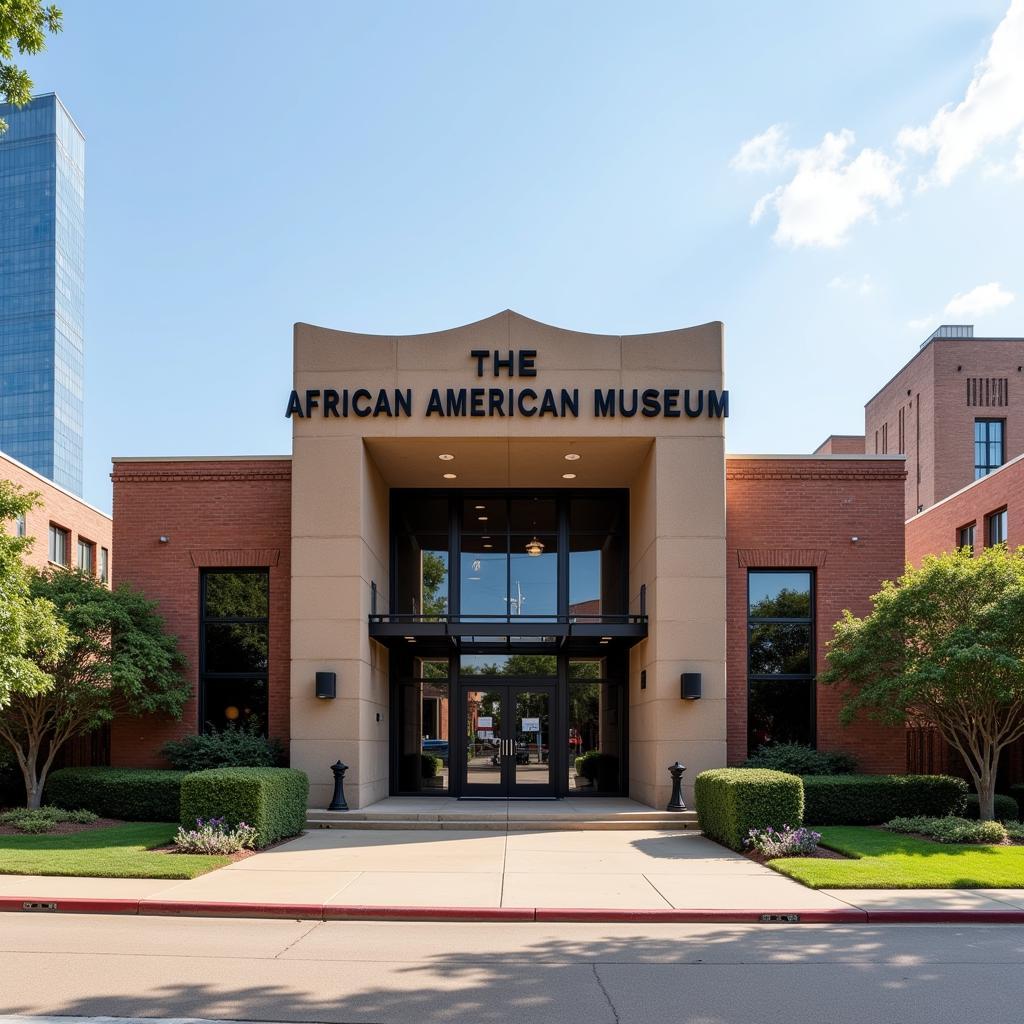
xmin=305 ymin=811 xmax=700 ymax=831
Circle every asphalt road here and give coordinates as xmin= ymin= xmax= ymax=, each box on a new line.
xmin=2 ymin=914 xmax=1024 ymax=1024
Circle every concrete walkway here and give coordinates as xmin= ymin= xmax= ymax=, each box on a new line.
xmin=4 ymin=827 xmax=1024 ymax=921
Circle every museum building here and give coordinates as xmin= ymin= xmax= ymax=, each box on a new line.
xmin=102 ymin=312 xmax=923 ymax=810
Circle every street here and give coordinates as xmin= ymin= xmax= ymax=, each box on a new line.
xmin=2 ymin=915 xmax=1024 ymax=1024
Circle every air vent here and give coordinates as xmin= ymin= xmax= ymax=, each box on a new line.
xmin=967 ymin=378 xmax=1008 ymax=407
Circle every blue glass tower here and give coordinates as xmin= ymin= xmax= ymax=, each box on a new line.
xmin=0 ymin=94 xmax=85 ymax=494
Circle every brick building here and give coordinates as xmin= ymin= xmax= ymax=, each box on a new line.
xmin=2 ymin=449 xmax=111 ymax=581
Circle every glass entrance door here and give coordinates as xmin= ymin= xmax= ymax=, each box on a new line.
xmin=461 ymin=683 xmax=555 ymax=797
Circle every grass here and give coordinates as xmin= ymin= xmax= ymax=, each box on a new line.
xmin=0 ymin=822 xmax=232 ymax=879
xmin=769 ymin=826 xmax=1024 ymax=889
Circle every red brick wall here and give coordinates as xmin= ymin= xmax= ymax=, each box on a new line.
xmin=2 ymin=452 xmax=112 ymax=578
xmin=726 ymin=456 xmax=907 ymax=772
xmin=867 ymin=337 xmax=1024 ymax=520
xmin=812 ymin=435 xmax=865 ymax=456
xmin=109 ymin=458 xmax=292 ymax=767
xmin=906 ymin=454 xmax=1024 ymax=564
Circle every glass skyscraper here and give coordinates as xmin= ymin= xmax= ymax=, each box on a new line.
xmin=0 ymin=93 xmax=85 ymax=494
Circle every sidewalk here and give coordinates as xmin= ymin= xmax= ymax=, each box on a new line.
xmin=3 ymin=827 xmax=1024 ymax=923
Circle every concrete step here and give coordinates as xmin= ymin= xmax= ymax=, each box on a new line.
xmin=305 ymin=812 xmax=700 ymax=832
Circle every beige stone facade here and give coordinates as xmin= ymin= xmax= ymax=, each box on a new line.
xmin=289 ymin=311 xmax=728 ymax=808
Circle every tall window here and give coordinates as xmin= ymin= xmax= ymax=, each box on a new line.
xmin=15 ymin=513 xmax=26 ymax=538
xmin=975 ymin=419 xmax=1004 ymax=479
xmin=200 ymin=569 xmax=270 ymax=733
xmin=77 ymin=538 xmax=95 ymax=574
xmin=747 ymin=570 xmax=814 ymax=753
xmin=99 ymin=547 xmax=109 ymax=584
xmin=987 ymin=508 xmax=1008 ymax=546
xmin=48 ymin=524 xmax=69 ymax=566
xmin=957 ymin=523 xmax=976 ymax=553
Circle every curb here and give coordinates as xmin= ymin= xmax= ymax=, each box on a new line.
xmin=3 ymin=896 xmax=1024 ymax=924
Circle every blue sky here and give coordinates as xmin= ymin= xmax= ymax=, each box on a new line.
xmin=22 ymin=0 xmax=1024 ymax=510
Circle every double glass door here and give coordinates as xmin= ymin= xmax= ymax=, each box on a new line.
xmin=462 ymin=683 xmax=555 ymax=797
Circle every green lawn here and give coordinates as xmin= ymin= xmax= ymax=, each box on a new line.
xmin=769 ymin=826 xmax=1024 ymax=889
xmin=0 ymin=823 xmax=231 ymax=879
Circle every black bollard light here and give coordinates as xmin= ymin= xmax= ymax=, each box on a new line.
xmin=328 ymin=759 xmax=349 ymax=811
xmin=666 ymin=761 xmax=687 ymax=812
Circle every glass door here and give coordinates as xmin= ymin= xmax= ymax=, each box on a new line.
xmin=461 ymin=683 xmax=556 ymax=797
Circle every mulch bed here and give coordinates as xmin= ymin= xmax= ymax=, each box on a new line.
xmin=744 ymin=845 xmax=850 ymax=866
xmin=0 ymin=816 xmax=123 ymax=837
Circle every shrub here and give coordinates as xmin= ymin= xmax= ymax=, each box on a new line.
xmin=0 ymin=805 xmax=98 ymax=834
xmin=577 ymin=751 xmax=619 ymax=790
xmin=45 ymin=767 xmax=187 ymax=821
xmin=1008 ymin=784 xmax=1024 ymax=815
xmin=179 ymin=767 xmax=308 ymax=847
xmin=173 ymin=816 xmax=260 ymax=854
xmin=695 ymin=768 xmax=804 ymax=851
xmin=801 ymin=774 xmax=968 ymax=825
xmin=1005 ymin=821 xmax=1024 ymax=841
xmin=964 ymin=793 xmax=1019 ymax=822
xmin=744 ymin=743 xmax=857 ymax=776
xmin=421 ymin=754 xmax=442 ymax=779
xmin=885 ymin=815 xmax=1008 ymax=845
xmin=161 ymin=724 xmax=284 ymax=772
xmin=745 ymin=824 xmax=822 ymax=859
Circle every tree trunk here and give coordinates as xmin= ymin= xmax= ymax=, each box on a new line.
xmin=978 ymin=770 xmax=996 ymax=822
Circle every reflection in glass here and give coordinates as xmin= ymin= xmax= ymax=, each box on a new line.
xmin=509 ymin=498 xmax=556 ymax=533
xmin=748 ymin=623 xmax=812 ymax=675
xmin=513 ymin=690 xmax=551 ymax=788
xmin=461 ymin=535 xmax=508 ymax=616
xmin=568 ymin=678 xmax=622 ymax=795
xmin=398 ymin=667 xmax=450 ymax=793
xmin=465 ymin=689 xmax=503 ymax=787
xmin=748 ymin=572 xmax=811 ymax=618
xmin=510 ymin=535 xmax=557 ymax=618
xmin=203 ymin=622 xmax=269 ymax=673
xmin=204 ymin=571 xmax=269 ymax=619
xmin=202 ymin=678 xmax=268 ymax=733
xmin=748 ymin=680 xmax=814 ymax=747
xmin=394 ymin=494 xmax=450 ymax=617
xmin=460 ymin=654 xmax=557 ymax=677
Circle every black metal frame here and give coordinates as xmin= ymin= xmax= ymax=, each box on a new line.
xmin=746 ymin=568 xmax=816 ymax=751
xmin=974 ymin=417 xmax=1006 ymax=479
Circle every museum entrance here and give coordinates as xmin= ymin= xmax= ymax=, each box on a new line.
xmin=461 ymin=682 xmax=556 ymax=797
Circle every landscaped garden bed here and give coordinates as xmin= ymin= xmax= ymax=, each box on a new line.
xmin=768 ymin=825 xmax=1024 ymax=889
xmin=0 ymin=822 xmax=234 ymax=879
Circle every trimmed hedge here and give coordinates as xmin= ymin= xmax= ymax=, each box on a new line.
xmin=964 ymin=793 xmax=1020 ymax=822
xmin=179 ymin=767 xmax=308 ymax=847
xmin=743 ymin=743 xmax=857 ymax=776
xmin=695 ymin=768 xmax=804 ymax=852
xmin=45 ymin=767 xmax=187 ymax=821
xmin=802 ymin=774 xmax=968 ymax=825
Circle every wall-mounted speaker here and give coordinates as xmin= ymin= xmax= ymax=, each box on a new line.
xmin=315 ymin=671 xmax=337 ymax=700
xmin=681 ymin=673 xmax=702 ymax=700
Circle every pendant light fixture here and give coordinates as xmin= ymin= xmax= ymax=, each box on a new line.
xmin=525 ymin=536 xmax=545 ymax=556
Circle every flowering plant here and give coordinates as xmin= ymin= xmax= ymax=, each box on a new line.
xmin=745 ymin=824 xmax=821 ymax=859
xmin=173 ymin=816 xmax=259 ymax=855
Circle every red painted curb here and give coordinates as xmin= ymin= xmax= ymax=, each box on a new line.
xmin=323 ymin=905 xmax=537 ymax=922
xmin=534 ymin=907 xmax=868 ymax=924
xmin=0 ymin=896 xmax=141 ymax=915
xmin=140 ymin=899 xmax=324 ymax=920
xmin=3 ymin=896 xmax=1024 ymax=924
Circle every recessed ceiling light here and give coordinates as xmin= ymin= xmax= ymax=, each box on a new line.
xmin=443 ymin=473 xmax=457 ymax=479
xmin=483 ymin=543 xmax=493 ymax=549
xmin=564 ymin=453 xmax=581 ymax=461
xmin=438 ymin=453 xmax=455 ymax=461
xmin=562 ymin=473 xmax=576 ymax=480
xmin=474 ymin=504 xmax=485 ymax=510
xmin=478 ymin=516 xmax=488 ymax=521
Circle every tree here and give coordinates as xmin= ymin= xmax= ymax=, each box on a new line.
xmin=0 ymin=480 xmax=68 ymax=711
xmin=823 ymin=546 xmax=1024 ymax=821
xmin=0 ymin=568 xmax=190 ymax=807
xmin=0 ymin=1 xmax=63 ymax=133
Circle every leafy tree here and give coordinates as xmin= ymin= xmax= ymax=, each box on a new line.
xmin=420 ymin=551 xmax=448 ymax=618
xmin=0 ymin=480 xmax=68 ymax=711
xmin=0 ymin=1 xmax=63 ymax=133
xmin=824 ymin=546 xmax=1024 ymax=821
xmin=0 ymin=568 xmax=190 ymax=807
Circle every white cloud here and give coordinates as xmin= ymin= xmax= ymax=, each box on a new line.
xmin=749 ymin=130 xmax=902 ymax=248
xmin=828 ymin=273 xmax=875 ymax=296
xmin=907 ymin=314 xmax=937 ymax=332
xmin=897 ymin=0 xmax=1024 ymax=187
xmin=735 ymin=2 xmax=1024 ymax=246
xmin=730 ymin=124 xmax=792 ymax=173
xmin=944 ymin=281 xmax=1016 ymax=317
